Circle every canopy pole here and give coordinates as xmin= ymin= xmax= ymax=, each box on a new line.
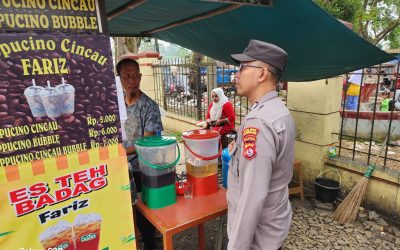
xmin=143 ymin=4 xmax=241 ymax=35
xmin=107 ymin=0 xmax=148 ymax=21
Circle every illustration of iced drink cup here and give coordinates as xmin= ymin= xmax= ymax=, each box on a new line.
xmin=40 ymin=81 xmax=63 ymax=118
xmin=24 ymin=79 xmax=46 ymax=117
xmin=39 ymin=220 xmax=75 ymax=250
xmin=57 ymin=77 xmax=75 ymax=115
xmin=73 ymin=213 xmax=102 ymax=250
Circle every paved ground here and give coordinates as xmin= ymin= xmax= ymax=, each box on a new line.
xmin=284 ymin=197 xmax=400 ymax=250
xmin=137 ymin=195 xmax=400 ymax=250
xmin=136 ymin=140 xmax=400 ymax=249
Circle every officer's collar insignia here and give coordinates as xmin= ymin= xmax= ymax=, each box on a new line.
xmin=251 ymin=102 xmax=258 ymax=110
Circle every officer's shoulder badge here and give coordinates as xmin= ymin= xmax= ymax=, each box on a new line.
xmin=242 ymin=127 xmax=259 ymax=138
xmin=242 ymin=127 xmax=259 ymax=160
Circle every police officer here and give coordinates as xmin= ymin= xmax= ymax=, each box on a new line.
xmin=227 ymin=40 xmax=295 ymax=250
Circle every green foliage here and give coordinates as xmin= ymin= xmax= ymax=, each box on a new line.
xmin=121 ymin=234 xmax=135 ymax=244
xmin=178 ymin=48 xmax=192 ymax=59
xmin=166 ymin=130 xmax=183 ymax=142
xmin=120 ymin=184 xmax=130 ymax=191
xmin=138 ymin=38 xmax=157 ymax=52
xmin=387 ymin=28 xmax=400 ymax=48
xmin=0 ymin=231 xmax=13 ymax=238
xmin=153 ymin=41 xmax=192 ymax=59
xmin=314 ymin=0 xmax=358 ymax=22
xmin=314 ymin=0 xmax=400 ymax=48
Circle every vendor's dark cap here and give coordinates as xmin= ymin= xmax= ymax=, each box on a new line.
xmin=231 ymin=39 xmax=288 ymax=72
xmin=116 ymin=53 xmax=139 ymax=75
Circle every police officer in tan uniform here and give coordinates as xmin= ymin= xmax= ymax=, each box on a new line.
xmin=227 ymin=40 xmax=295 ymax=250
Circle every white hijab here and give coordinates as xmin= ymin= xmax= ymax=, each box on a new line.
xmin=210 ymin=88 xmax=229 ymax=121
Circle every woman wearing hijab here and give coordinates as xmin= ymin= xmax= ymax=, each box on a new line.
xmin=205 ymin=88 xmax=235 ymax=136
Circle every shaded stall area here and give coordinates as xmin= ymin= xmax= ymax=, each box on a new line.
xmin=105 ymin=0 xmax=393 ymax=81
xmin=102 ymin=0 xmax=399 ymax=249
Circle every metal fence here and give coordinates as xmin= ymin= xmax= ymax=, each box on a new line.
xmin=152 ymin=57 xmax=252 ymax=128
xmin=152 ymin=57 xmax=399 ymax=171
xmin=337 ymin=61 xmax=400 ymax=171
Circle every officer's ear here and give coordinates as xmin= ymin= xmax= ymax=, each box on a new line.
xmin=258 ymin=66 xmax=269 ymax=82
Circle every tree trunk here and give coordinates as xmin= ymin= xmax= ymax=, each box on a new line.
xmin=114 ymin=37 xmax=127 ymax=59
xmin=154 ymin=38 xmax=160 ymax=53
xmin=125 ymin=37 xmax=140 ymax=53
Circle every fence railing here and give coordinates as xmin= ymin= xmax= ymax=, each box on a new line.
xmin=337 ymin=61 xmax=400 ymax=171
xmin=153 ymin=57 xmax=399 ymax=171
xmin=152 ymin=57 xmax=251 ymax=128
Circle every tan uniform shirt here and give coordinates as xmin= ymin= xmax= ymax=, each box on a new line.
xmin=227 ymin=91 xmax=295 ymax=250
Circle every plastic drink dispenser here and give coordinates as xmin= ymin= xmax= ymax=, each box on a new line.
xmin=135 ymin=136 xmax=180 ymax=209
xmin=182 ymin=129 xmax=221 ymax=195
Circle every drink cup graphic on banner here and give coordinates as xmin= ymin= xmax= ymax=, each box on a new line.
xmin=73 ymin=213 xmax=102 ymax=250
xmin=24 ymin=79 xmax=46 ymax=117
xmin=57 ymin=77 xmax=76 ymax=116
xmin=40 ymin=81 xmax=64 ymax=118
xmin=40 ymin=220 xmax=75 ymax=250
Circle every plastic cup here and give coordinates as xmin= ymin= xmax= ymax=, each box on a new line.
xmin=40 ymin=81 xmax=64 ymax=118
xmin=24 ymin=79 xmax=46 ymax=117
xmin=40 ymin=220 xmax=75 ymax=250
xmin=184 ymin=181 xmax=193 ymax=199
xmin=73 ymin=213 xmax=102 ymax=250
xmin=56 ymin=78 xmax=75 ymax=115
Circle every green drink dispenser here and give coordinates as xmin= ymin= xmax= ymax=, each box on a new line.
xmin=135 ymin=136 xmax=180 ymax=209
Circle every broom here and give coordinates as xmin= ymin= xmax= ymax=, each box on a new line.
xmin=333 ymin=127 xmax=395 ymax=224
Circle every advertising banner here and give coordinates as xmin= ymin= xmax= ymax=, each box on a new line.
xmin=0 ymin=1 xmax=136 ymax=249
xmin=0 ymin=0 xmax=103 ymax=33
xmin=0 ymin=32 xmax=121 ymax=167
xmin=0 ymin=144 xmax=135 ymax=250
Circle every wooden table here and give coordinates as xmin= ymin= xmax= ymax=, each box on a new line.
xmin=136 ymin=188 xmax=227 ymax=250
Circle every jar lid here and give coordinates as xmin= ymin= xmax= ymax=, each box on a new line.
xmin=182 ymin=129 xmax=220 ymax=139
xmin=135 ymin=135 xmax=176 ymax=147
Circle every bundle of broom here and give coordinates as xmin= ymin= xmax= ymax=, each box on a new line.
xmin=333 ymin=127 xmax=395 ymax=224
